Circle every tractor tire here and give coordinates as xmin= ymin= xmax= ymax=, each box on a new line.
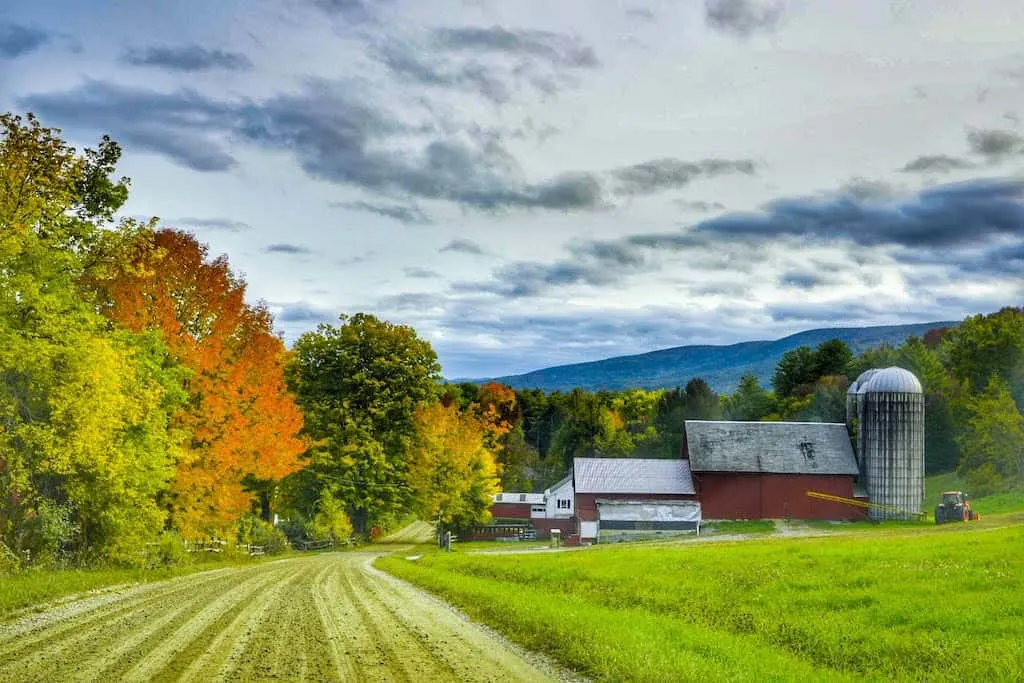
xmin=934 ymin=507 xmax=943 ymax=524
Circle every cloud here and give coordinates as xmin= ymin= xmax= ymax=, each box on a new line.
xmin=612 ymin=158 xmax=757 ymax=196
xmin=626 ymin=7 xmax=656 ymax=21
xmin=263 ymin=243 xmax=314 ymax=255
xmin=704 ymin=0 xmax=784 ymax=38
xmin=171 ymin=217 xmax=252 ymax=232
xmin=457 ymin=176 xmax=1024 ymax=299
xmin=20 ymin=81 xmax=241 ymax=171
xmin=0 ymin=23 xmax=49 ymax=59
xmin=900 ymin=154 xmax=974 ymax=174
xmin=675 ymin=200 xmax=728 ymax=212
xmin=966 ymin=128 xmax=1024 ymax=162
xmin=838 ymin=177 xmax=898 ymax=201
xmin=692 ymin=177 xmax=1024 ymax=249
xmin=332 ymin=200 xmax=432 ymax=224
xmin=403 ymin=266 xmax=441 ymax=278
xmin=122 ymin=44 xmax=252 ymax=72
xmin=431 ymin=26 xmax=599 ymax=69
xmin=275 ymin=301 xmax=337 ymax=323
xmin=373 ymin=41 xmax=513 ymax=104
xmin=307 ymin=0 xmax=388 ymax=21
xmin=440 ymin=238 xmax=485 ymax=255
xmin=14 ymin=81 xmax=773 ymax=214
xmin=779 ymin=271 xmax=827 ymax=290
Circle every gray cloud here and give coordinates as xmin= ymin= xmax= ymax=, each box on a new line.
xmin=21 ymin=81 xmax=240 ymax=171
xmin=122 ymin=44 xmax=252 ymax=72
xmin=779 ymin=271 xmax=826 ymax=290
xmin=0 ymin=23 xmax=49 ymax=59
xmin=704 ymin=0 xmax=784 ymax=38
xmin=612 ymin=158 xmax=757 ymax=196
xmin=693 ymin=177 xmax=1024 ymax=249
xmin=900 ymin=154 xmax=974 ymax=174
xmin=675 ymin=199 xmax=728 ymax=213
xmin=457 ymin=176 xmax=1024 ymax=299
xmin=431 ymin=26 xmax=599 ymax=69
xmin=403 ymin=266 xmax=441 ymax=279
xmin=838 ymin=177 xmax=898 ymax=201
xmin=172 ymin=217 xmax=252 ymax=232
xmin=374 ymin=41 xmax=513 ymax=104
xmin=332 ymin=199 xmax=432 ymax=224
xmin=440 ymin=238 xmax=485 ymax=255
xmin=264 ymin=243 xmax=314 ymax=255
xmin=276 ymin=301 xmax=337 ymax=323
xmin=966 ymin=128 xmax=1024 ymax=162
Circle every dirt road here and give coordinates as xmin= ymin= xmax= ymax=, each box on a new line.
xmin=0 ymin=547 xmax=560 ymax=682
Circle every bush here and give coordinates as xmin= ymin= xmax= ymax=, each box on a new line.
xmin=237 ymin=515 xmax=289 ymax=555
xmin=0 ymin=541 xmax=19 ymax=575
xmin=144 ymin=531 xmax=190 ymax=568
xmin=306 ymin=491 xmax=353 ymax=543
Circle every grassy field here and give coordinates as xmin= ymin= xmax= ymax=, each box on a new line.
xmin=379 ymin=518 xmax=1024 ymax=681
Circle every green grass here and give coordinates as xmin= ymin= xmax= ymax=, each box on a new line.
xmin=0 ymin=556 xmax=255 ymax=619
xmin=379 ymin=521 xmax=1024 ymax=682
xmin=924 ymin=472 xmax=1024 ymax=517
xmin=701 ymin=520 xmax=777 ymax=535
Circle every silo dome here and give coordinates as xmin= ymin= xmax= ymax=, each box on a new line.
xmin=861 ymin=367 xmax=923 ymax=394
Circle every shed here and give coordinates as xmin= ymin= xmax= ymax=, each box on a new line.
xmin=573 ymin=457 xmax=698 ymax=540
xmin=683 ymin=420 xmax=862 ymax=520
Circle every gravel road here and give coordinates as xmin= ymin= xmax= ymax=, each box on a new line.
xmin=0 ymin=547 xmax=559 ymax=682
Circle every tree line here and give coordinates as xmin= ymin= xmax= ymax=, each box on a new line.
xmin=2 ymin=113 xmax=1021 ymax=569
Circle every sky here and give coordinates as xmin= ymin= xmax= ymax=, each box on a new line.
xmin=2 ymin=0 xmax=1022 ymax=379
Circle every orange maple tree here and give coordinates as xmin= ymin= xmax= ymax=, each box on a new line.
xmin=95 ymin=228 xmax=306 ymax=537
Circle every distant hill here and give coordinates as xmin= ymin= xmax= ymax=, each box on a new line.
xmin=459 ymin=322 xmax=956 ymax=394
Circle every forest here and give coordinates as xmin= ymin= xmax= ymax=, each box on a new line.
xmin=2 ymin=112 xmax=1022 ymax=570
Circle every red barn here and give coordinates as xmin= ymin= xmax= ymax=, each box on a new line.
xmin=573 ymin=458 xmax=700 ymax=542
xmin=683 ymin=420 xmax=864 ymax=520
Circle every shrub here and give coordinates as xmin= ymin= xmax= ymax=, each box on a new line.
xmin=144 ymin=531 xmax=190 ymax=568
xmin=237 ymin=515 xmax=289 ymax=554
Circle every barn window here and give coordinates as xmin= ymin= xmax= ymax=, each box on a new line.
xmin=519 ymin=494 xmax=527 ymax=502
xmin=557 ymin=499 xmax=571 ymax=510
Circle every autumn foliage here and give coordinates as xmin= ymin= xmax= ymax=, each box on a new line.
xmin=95 ymin=229 xmax=306 ymax=537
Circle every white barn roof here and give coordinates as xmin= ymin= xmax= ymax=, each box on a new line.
xmin=685 ymin=420 xmax=859 ymax=476
xmin=573 ymin=458 xmax=695 ymax=495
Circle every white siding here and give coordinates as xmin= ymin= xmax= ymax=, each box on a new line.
xmin=545 ymin=476 xmax=575 ymax=518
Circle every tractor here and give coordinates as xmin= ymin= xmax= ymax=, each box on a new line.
xmin=934 ymin=491 xmax=981 ymax=524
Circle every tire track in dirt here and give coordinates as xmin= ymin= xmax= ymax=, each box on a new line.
xmin=0 ymin=569 xmax=250 ymax=681
xmin=0 ymin=548 xmax=563 ymax=682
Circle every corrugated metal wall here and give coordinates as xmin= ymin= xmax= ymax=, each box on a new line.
xmin=860 ymin=392 xmax=925 ymax=520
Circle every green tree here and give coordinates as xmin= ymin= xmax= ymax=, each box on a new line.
xmin=772 ymin=346 xmax=817 ymax=398
xmin=942 ymin=307 xmax=1024 ymax=408
xmin=724 ymin=374 xmax=775 ymax=421
xmin=0 ymin=113 xmax=181 ymax=565
xmin=956 ymin=376 xmax=1024 ymax=495
xmin=286 ymin=313 xmax=441 ymax=534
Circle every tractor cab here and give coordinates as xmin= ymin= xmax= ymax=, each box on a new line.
xmin=941 ymin=491 xmax=966 ymax=506
xmin=935 ymin=490 xmax=980 ymax=524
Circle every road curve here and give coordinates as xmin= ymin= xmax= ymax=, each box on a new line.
xmin=0 ymin=550 xmax=557 ymax=682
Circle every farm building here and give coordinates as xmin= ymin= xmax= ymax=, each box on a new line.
xmin=480 ymin=366 xmax=924 ymax=540
xmin=573 ymin=458 xmax=700 ymax=542
xmin=683 ymin=420 xmax=864 ymax=520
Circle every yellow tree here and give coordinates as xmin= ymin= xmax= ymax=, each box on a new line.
xmin=407 ymin=402 xmax=500 ymax=531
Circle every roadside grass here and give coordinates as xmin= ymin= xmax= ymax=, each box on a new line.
xmin=701 ymin=520 xmax=776 ymax=535
xmin=379 ymin=522 xmax=1024 ymax=682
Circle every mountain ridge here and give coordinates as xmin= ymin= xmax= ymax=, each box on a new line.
xmin=453 ymin=321 xmax=957 ymax=393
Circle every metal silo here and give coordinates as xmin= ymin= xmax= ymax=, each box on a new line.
xmin=846 ymin=368 xmax=879 ymax=474
xmin=857 ymin=367 xmax=925 ymax=520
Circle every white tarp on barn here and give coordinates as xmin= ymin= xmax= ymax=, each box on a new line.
xmin=597 ymin=501 xmax=702 ymax=523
